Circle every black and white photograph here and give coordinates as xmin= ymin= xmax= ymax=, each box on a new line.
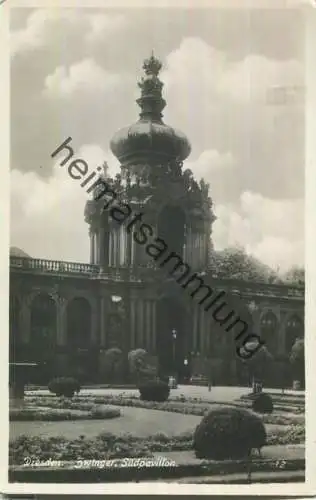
xmin=3 ymin=1 xmax=314 ymax=493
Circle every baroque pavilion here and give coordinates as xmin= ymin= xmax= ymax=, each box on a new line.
xmin=9 ymin=55 xmax=304 ymax=386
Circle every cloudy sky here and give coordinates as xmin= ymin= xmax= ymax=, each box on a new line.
xmin=10 ymin=7 xmax=305 ymax=271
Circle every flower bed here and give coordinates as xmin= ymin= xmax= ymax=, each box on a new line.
xmin=268 ymin=424 xmax=305 ymax=445
xmin=9 ymin=422 xmax=305 ymax=467
xmin=10 ymin=406 xmax=121 ymax=421
xmin=25 ymin=396 xmax=304 ymax=427
xmin=9 ymin=432 xmax=192 ymax=466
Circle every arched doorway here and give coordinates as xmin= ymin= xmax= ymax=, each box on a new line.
xmin=9 ymin=296 xmax=19 ymax=362
xmin=260 ymin=311 xmax=278 ymax=354
xmin=67 ymin=297 xmax=92 ymax=380
xmin=156 ymin=296 xmax=188 ymax=378
xmin=285 ymin=315 xmax=303 ymax=353
xmin=157 ymin=205 xmax=186 ymax=258
xmin=30 ymin=294 xmax=57 ymax=382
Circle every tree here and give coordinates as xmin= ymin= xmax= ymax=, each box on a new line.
xmin=283 ymin=267 xmax=305 ymax=285
xmin=209 ymin=247 xmax=280 ymax=283
xmin=290 ymin=338 xmax=305 ymax=388
xmin=239 ymin=342 xmax=273 ymax=393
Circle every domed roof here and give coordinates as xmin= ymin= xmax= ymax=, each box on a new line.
xmin=10 ymin=246 xmax=31 ymax=258
xmin=110 ymin=53 xmax=191 ymax=167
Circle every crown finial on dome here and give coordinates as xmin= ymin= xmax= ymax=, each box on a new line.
xmin=137 ymin=52 xmax=166 ymax=122
xmin=143 ymin=51 xmax=162 ymax=76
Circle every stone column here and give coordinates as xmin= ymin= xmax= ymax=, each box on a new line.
xmin=90 ymin=300 xmax=98 ymax=344
xmin=252 ymin=309 xmax=261 ymax=338
xmin=100 ymin=296 xmax=107 ymax=348
xmin=56 ymin=297 xmax=67 ymax=346
xmin=54 ymin=296 xmax=68 ymax=376
xmin=138 ymin=300 xmax=144 ymax=348
xmin=152 ymin=300 xmax=156 ymax=355
xmin=200 ymin=309 xmax=206 ymax=356
xmin=90 ymin=231 xmax=95 ymax=264
xmin=146 ymin=300 xmax=152 ymax=352
xmin=129 ymin=298 xmax=135 ymax=349
xmin=278 ymin=310 xmax=288 ymax=354
xmin=19 ymin=295 xmax=31 ymax=344
xmin=193 ymin=305 xmax=198 ymax=352
xmin=204 ymin=314 xmax=211 ymax=354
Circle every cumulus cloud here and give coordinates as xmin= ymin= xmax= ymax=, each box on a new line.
xmin=11 ymin=9 xmax=83 ymax=57
xmin=10 ymin=145 xmax=119 ymax=261
xmin=43 ymin=58 xmax=121 ymax=97
xmin=163 ymin=37 xmax=303 ymax=105
xmin=10 ymin=9 xmax=128 ymax=58
xmin=85 ymin=13 xmax=127 ymax=45
xmin=10 ymin=9 xmax=304 ymax=271
xmin=185 ymin=149 xmax=238 ymax=203
xmin=10 ymin=162 xmax=304 ymax=271
xmin=162 ymin=37 xmax=304 ymax=201
xmin=212 ymin=191 xmax=304 ymax=271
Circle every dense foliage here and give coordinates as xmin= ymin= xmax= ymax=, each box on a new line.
xmin=138 ymin=380 xmax=170 ymax=402
xmin=48 ymin=377 xmax=80 ymax=398
xmin=209 ymin=247 xmax=280 ymax=282
xmin=193 ymin=406 xmax=267 ymax=459
xmin=283 ymin=267 xmax=305 ymax=285
xmin=252 ymin=393 xmax=274 ymax=414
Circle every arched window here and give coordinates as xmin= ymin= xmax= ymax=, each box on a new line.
xmin=260 ymin=311 xmax=278 ymax=353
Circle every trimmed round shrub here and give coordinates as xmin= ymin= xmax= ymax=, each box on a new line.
xmin=252 ymin=393 xmax=274 ymax=414
xmin=48 ymin=377 xmax=81 ymax=398
xmin=193 ymin=406 xmax=267 ymax=460
xmin=138 ymin=380 xmax=170 ymax=402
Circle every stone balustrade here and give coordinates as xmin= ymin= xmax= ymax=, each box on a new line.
xmin=10 ymin=256 xmax=304 ymax=300
xmin=10 ymin=256 xmax=100 ymax=275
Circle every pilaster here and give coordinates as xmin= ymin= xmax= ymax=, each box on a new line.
xmin=19 ymin=295 xmax=31 ymax=344
xmin=100 ymin=296 xmax=107 ymax=347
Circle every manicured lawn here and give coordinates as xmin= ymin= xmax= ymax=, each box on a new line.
xmin=10 ymin=403 xmax=290 ymax=442
xmin=10 ymin=406 xmax=201 ymax=440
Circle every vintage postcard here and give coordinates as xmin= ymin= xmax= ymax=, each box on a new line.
xmin=1 ymin=0 xmax=316 ymax=495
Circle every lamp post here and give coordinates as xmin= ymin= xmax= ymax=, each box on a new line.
xmin=172 ymin=329 xmax=177 ymax=375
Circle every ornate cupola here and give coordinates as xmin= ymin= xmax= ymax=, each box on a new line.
xmin=110 ymin=53 xmax=191 ymax=168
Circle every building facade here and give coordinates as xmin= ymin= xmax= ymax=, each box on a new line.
xmin=9 ymin=55 xmax=304 ymax=386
